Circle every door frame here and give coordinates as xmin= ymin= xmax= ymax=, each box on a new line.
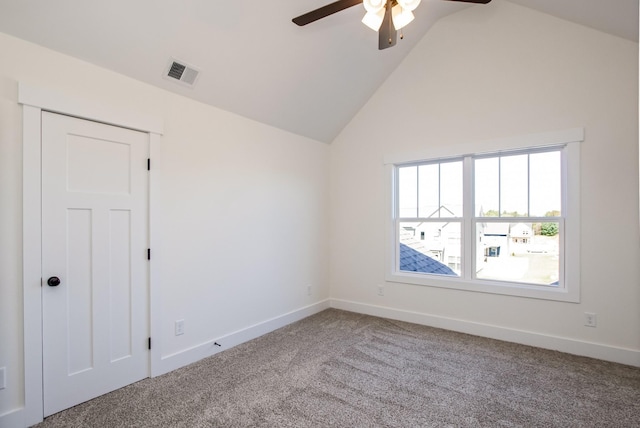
xmin=20 ymin=82 xmax=164 ymax=426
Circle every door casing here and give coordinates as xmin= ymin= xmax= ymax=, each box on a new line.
xmin=20 ymin=82 xmax=163 ymax=427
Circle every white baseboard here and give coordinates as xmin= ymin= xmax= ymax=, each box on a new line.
xmin=330 ymin=299 xmax=640 ymax=368
xmin=153 ymin=299 xmax=331 ymax=377
xmin=0 ymin=407 xmax=25 ymax=428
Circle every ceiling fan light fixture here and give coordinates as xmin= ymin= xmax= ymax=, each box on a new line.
xmin=362 ymin=8 xmax=385 ymax=31
xmin=363 ymin=0 xmax=385 ymax=13
xmin=292 ymin=0 xmax=492 ymax=50
xmin=391 ymin=6 xmax=414 ymax=30
xmin=397 ymin=0 xmax=421 ymax=12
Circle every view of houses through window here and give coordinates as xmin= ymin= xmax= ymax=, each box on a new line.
xmin=397 ymin=149 xmax=562 ymax=287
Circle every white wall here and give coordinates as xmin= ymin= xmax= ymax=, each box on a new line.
xmin=330 ymin=1 xmax=639 ymax=362
xmin=0 ymin=31 xmax=330 ymax=421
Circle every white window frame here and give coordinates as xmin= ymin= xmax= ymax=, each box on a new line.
xmin=385 ymin=129 xmax=582 ymax=302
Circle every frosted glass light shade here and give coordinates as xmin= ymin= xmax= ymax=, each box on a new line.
xmin=392 ymin=5 xmax=414 ymax=30
xmin=362 ymin=8 xmax=385 ymax=31
xmin=363 ymin=0 xmax=385 ymax=13
xmin=397 ymin=0 xmax=421 ymax=12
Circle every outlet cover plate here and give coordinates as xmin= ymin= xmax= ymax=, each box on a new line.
xmin=175 ymin=319 xmax=185 ymax=336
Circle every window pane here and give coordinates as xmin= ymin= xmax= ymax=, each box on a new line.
xmin=530 ymin=151 xmax=561 ymax=217
xmin=500 ymin=155 xmax=528 ymax=217
xmin=439 ymin=161 xmax=463 ymax=217
xmin=475 ymin=157 xmax=499 ymax=217
xmin=417 ymin=164 xmax=439 ymax=218
xmin=475 ymin=221 xmax=559 ymax=286
xmin=398 ymin=166 xmax=417 ymax=218
xmin=399 ymin=221 xmax=460 ymax=276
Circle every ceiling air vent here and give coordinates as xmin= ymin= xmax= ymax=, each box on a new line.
xmin=163 ymin=58 xmax=200 ymax=87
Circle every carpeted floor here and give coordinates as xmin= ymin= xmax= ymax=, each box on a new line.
xmin=36 ymin=309 xmax=640 ymax=427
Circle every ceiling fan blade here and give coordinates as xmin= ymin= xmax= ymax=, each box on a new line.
xmin=292 ymin=0 xmax=363 ymax=26
xmin=444 ymin=0 xmax=492 ymax=3
xmin=378 ymin=1 xmax=397 ymax=50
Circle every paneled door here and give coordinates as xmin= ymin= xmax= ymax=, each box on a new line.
xmin=41 ymin=112 xmax=150 ymax=416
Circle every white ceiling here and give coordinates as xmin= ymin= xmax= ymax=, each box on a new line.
xmin=0 ymin=0 xmax=637 ymax=143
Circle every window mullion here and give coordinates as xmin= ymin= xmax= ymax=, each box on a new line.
xmin=437 ymin=163 xmax=441 ymax=219
xmin=415 ymin=165 xmax=420 ymax=218
xmin=498 ymin=157 xmax=502 ymax=216
xmin=527 ymin=154 xmax=531 ymax=216
xmin=463 ymin=156 xmax=473 ymax=280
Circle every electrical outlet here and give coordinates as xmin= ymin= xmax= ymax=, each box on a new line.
xmin=377 ymin=285 xmax=384 ymax=296
xmin=307 ymin=284 xmax=312 ymax=296
xmin=0 ymin=367 xmax=5 ymax=390
xmin=175 ymin=319 xmax=185 ymax=336
xmin=584 ymin=312 xmax=597 ymax=327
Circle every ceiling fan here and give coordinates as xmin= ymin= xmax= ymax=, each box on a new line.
xmin=293 ymin=0 xmax=491 ymax=50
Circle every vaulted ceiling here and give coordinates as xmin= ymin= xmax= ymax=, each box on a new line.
xmin=0 ymin=0 xmax=637 ymax=143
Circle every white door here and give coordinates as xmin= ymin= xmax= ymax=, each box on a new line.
xmin=41 ymin=112 xmax=150 ymax=416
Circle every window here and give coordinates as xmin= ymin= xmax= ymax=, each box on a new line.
xmin=474 ymin=150 xmax=561 ymax=286
xmin=386 ymin=129 xmax=582 ymax=302
xmin=397 ymin=160 xmax=463 ymax=277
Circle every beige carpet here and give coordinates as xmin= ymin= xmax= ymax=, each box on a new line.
xmin=36 ymin=309 xmax=640 ymax=427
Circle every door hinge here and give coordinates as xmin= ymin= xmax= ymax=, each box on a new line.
xmin=147 ymin=249 xmax=151 ymax=260
xmin=148 ymin=337 xmax=151 ymax=350
xmin=147 ymin=158 xmax=151 ymax=171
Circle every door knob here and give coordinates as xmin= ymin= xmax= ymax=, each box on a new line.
xmin=47 ymin=276 xmax=61 ymax=287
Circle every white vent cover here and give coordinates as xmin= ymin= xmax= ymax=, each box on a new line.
xmin=163 ymin=58 xmax=200 ymax=87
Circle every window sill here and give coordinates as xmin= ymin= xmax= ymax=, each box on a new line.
xmin=385 ymin=271 xmax=580 ymax=303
